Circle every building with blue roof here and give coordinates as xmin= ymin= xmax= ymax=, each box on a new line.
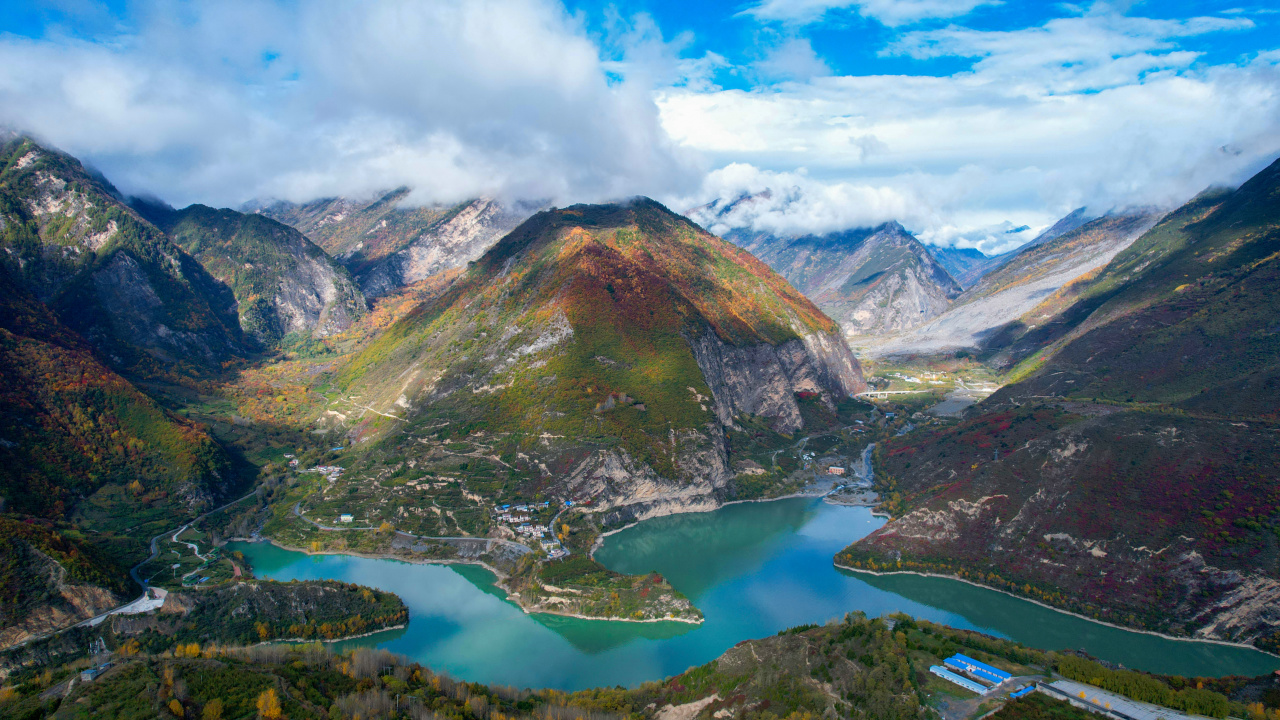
xmin=1010 ymin=685 xmax=1036 ymax=699
xmin=945 ymin=654 xmax=1012 ymax=685
xmin=930 ymin=666 xmax=988 ymax=695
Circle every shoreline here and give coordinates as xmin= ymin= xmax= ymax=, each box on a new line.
xmin=263 ymin=624 xmax=409 ymax=646
xmin=246 ymin=537 xmax=702 ymax=626
xmin=833 ymin=563 xmax=1279 ymax=657
xmin=589 ymin=484 xmax=834 ymax=558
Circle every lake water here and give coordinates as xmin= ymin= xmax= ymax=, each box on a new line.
xmin=229 ymin=498 xmax=1279 ymax=691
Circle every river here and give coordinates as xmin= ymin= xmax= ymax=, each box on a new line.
xmin=228 ymin=498 xmax=1279 ymax=691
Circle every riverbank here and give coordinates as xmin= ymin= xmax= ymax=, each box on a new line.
xmin=834 ymin=563 xmax=1279 ymax=656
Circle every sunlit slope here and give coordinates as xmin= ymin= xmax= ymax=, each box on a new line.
xmin=729 ymin=222 xmax=963 ymax=338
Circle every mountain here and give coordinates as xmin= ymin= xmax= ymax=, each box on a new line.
xmin=321 ymin=198 xmax=865 ymax=528
xmin=726 ymin=222 xmax=963 ymax=339
xmin=132 ymin=201 xmax=366 ymax=346
xmin=838 ymin=156 xmax=1280 ymax=649
xmin=928 ymin=245 xmax=1006 ymax=288
xmin=0 ymin=266 xmax=235 ymax=647
xmin=250 ymin=190 xmax=534 ymax=298
xmin=0 ymin=135 xmax=244 ymax=375
xmin=883 ymin=210 xmax=1161 ymax=355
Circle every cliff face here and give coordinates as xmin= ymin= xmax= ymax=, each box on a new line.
xmin=137 ymin=202 xmax=367 ymax=345
xmin=359 ymin=198 xmax=531 ymax=298
xmin=727 ymin=222 xmax=963 ymax=339
xmin=689 ymin=330 xmax=864 ymax=434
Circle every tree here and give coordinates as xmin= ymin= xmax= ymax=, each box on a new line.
xmin=202 ymin=699 xmax=224 ymax=720
xmin=169 ymin=698 xmax=185 ymax=717
xmin=257 ymin=688 xmax=282 ymax=719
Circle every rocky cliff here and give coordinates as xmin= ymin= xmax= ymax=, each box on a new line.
xmin=359 ymin=198 xmax=532 ymax=298
xmin=0 ymin=135 xmax=243 ymax=372
xmin=250 ymin=190 xmax=535 ymax=298
xmin=135 ymin=202 xmax=366 ymax=345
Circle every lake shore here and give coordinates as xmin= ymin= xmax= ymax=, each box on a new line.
xmin=589 ymin=480 xmax=839 ymax=558
xmin=833 ymin=562 xmax=1278 ymax=656
xmin=249 ymin=537 xmax=702 ymax=626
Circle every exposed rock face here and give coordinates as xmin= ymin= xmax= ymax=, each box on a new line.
xmin=360 ymin=198 xmax=531 ymax=298
xmin=0 ymin=136 xmax=243 ymax=369
xmin=250 ymin=190 xmax=536 ymax=298
xmin=0 ymin=544 xmax=123 ymax=651
xmin=883 ymin=210 xmax=1160 ymax=355
xmin=689 ymin=330 xmax=865 ymax=434
xmin=725 ymin=222 xmax=963 ymax=339
xmin=567 ymin=442 xmax=730 ymax=527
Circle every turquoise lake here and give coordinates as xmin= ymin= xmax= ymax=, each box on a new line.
xmin=229 ymin=497 xmax=1280 ymax=691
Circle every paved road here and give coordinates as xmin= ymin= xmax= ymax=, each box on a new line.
xmin=291 ymin=503 xmax=533 ymax=555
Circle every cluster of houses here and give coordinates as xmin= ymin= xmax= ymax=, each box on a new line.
xmin=491 ymin=502 xmax=568 ymax=558
xmin=492 ymin=503 xmax=553 ymax=537
xmin=306 ymin=465 xmax=344 ymax=482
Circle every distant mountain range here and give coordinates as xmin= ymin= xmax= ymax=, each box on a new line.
xmin=890 ymin=209 xmax=1162 ymax=355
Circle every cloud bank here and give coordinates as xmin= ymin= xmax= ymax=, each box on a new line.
xmin=0 ymin=0 xmax=700 ymax=208
xmin=664 ymin=7 xmax=1280 ymax=251
xmin=1 ymin=1 xmax=1277 ymax=252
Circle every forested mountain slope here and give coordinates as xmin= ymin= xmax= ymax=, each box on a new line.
xmin=0 ymin=267 xmax=235 ymax=647
xmin=839 ymin=156 xmax=1280 ymax=649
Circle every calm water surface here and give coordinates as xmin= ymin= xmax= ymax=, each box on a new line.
xmin=229 ymin=498 xmax=1279 ymax=690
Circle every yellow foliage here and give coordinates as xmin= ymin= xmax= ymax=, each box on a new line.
xmin=202 ymin=698 xmax=224 ymax=720
xmin=256 ymin=688 xmax=282 ymax=719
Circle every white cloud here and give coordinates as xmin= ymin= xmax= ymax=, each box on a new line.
xmin=663 ymin=7 xmax=1280 ymax=246
xmin=0 ymin=0 xmax=701 ymax=208
xmin=742 ymin=0 xmax=1002 ymax=27
xmin=751 ymin=38 xmax=832 ymax=82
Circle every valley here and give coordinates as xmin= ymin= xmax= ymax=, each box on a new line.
xmin=2 ymin=131 xmax=1279 ymax=720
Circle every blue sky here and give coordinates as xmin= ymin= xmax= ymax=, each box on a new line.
xmin=2 ymin=0 xmax=1278 ymax=251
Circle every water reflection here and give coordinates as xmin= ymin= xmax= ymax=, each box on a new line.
xmin=230 ymin=498 xmax=1280 ymax=690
